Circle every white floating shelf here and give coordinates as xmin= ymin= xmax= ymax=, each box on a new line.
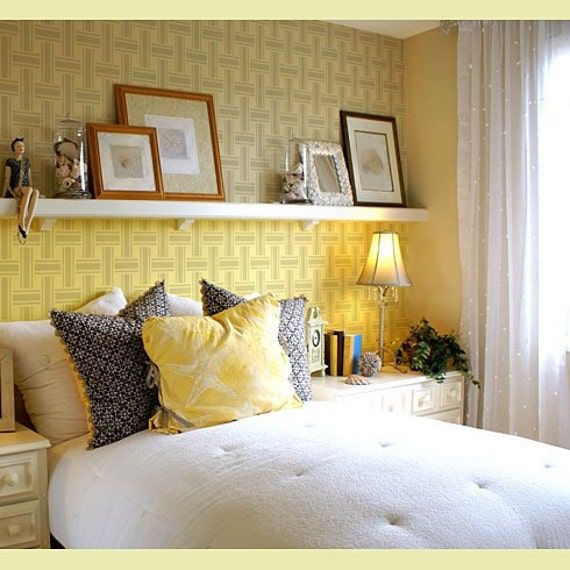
xmin=0 ymin=199 xmax=428 ymax=231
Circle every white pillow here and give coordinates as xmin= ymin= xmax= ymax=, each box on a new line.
xmin=244 ymin=291 xmax=261 ymax=300
xmin=167 ymin=293 xmax=203 ymax=316
xmin=0 ymin=288 xmax=127 ymax=445
xmin=78 ymin=287 xmax=127 ymax=315
xmin=167 ymin=292 xmax=259 ymax=317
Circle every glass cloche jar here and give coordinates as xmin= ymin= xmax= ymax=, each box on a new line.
xmin=53 ymin=116 xmax=90 ymax=199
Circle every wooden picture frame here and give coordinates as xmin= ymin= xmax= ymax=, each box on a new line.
xmin=87 ymin=123 xmax=164 ymax=200
xmin=0 ymin=349 xmax=15 ymax=432
xmin=115 ymin=84 xmax=225 ymax=202
xmin=299 ymin=140 xmax=353 ymax=207
xmin=340 ymin=111 xmax=406 ymax=207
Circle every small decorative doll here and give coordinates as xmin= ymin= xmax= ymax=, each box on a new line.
xmin=1 ymin=138 xmax=40 ymax=243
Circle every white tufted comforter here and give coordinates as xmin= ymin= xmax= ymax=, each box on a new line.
xmin=48 ymin=402 xmax=570 ymax=548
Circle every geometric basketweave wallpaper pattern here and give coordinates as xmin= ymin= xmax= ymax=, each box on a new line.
xmin=0 ymin=219 xmax=411 ymax=352
xmin=0 ymin=20 xmax=410 ymax=352
xmin=0 ymin=20 xmax=407 ymax=200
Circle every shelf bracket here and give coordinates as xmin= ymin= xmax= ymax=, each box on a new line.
xmin=38 ymin=218 xmax=57 ymax=232
xmin=177 ymin=218 xmax=195 ymax=231
xmin=301 ymin=220 xmax=319 ymax=231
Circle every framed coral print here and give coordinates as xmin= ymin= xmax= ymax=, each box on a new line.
xmin=299 ymin=140 xmax=353 ymax=206
xmin=114 ymin=84 xmax=225 ymax=202
xmin=86 ymin=123 xmax=164 ymax=200
xmin=0 ymin=349 xmax=15 ymax=432
xmin=340 ymin=111 xmax=406 ymax=207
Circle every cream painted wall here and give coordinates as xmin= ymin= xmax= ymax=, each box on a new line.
xmin=404 ymin=28 xmax=461 ymax=333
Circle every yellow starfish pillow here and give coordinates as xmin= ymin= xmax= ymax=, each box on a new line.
xmin=142 ymin=294 xmax=302 ymax=433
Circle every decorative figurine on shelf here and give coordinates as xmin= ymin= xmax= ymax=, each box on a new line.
xmin=1 ymin=137 xmax=40 ymax=244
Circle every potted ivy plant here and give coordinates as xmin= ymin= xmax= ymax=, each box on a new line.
xmin=395 ymin=318 xmax=478 ymax=385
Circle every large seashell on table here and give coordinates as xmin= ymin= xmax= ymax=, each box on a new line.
xmin=345 ymin=374 xmax=372 ymax=385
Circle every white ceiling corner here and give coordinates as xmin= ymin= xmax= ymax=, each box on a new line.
xmin=328 ymin=20 xmax=440 ymax=39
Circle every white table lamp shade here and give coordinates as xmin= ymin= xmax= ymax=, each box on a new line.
xmin=357 ymin=232 xmax=411 ymax=287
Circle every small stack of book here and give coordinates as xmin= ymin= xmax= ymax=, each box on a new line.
xmin=324 ymin=330 xmax=362 ymax=376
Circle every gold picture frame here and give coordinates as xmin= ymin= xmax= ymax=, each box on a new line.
xmin=87 ymin=123 xmax=164 ymax=200
xmin=0 ymin=349 xmax=15 ymax=432
xmin=115 ymin=84 xmax=225 ymax=202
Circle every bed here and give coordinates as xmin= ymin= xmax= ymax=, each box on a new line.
xmin=48 ymin=401 xmax=570 ymax=549
xmin=3 ymin=286 xmax=570 ymax=549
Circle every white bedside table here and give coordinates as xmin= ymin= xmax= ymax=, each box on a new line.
xmin=311 ymin=370 xmax=464 ymax=424
xmin=0 ymin=424 xmax=50 ymax=548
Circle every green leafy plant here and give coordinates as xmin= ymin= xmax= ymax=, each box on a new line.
xmin=395 ymin=318 xmax=478 ymax=385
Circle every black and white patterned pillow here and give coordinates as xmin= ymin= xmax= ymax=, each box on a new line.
xmin=200 ymin=279 xmax=312 ymax=401
xmin=118 ymin=281 xmax=171 ymax=324
xmin=50 ymin=282 xmax=171 ymax=449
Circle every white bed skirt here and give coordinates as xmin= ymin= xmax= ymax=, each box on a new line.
xmin=48 ymin=402 xmax=570 ymax=548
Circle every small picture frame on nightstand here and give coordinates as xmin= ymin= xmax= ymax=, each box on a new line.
xmin=0 ymin=349 xmax=15 ymax=432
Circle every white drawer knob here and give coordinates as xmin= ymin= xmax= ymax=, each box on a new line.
xmin=2 ymin=472 xmax=19 ymax=487
xmin=418 ymin=395 xmax=427 ymax=405
xmin=7 ymin=523 xmax=23 ymax=538
xmin=450 ymin=388 xmax=458 ymax=398
xmin=387 ymin=404 xmax=395 ymax=412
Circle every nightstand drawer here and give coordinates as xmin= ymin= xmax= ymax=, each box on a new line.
xmin=429 ymin=408 xmax=463 ymax=424
xmin=440 ymin=381 xmax=463 ymax=411
xmin=336 ymin=391 xmax=384 ymax=413
xmin=335 ymin=394 xmax=372 ymax=412
xmin=0 ymin=452 xmax=39 ymax=503
xmin=381 ymin=388 xmax=411 ymax=414
xmin=312 ymin=372 xmax=464 ymax=426
xmin=411 ymin=385 xmax=437 ymax=414
xmin=0 ymin=500 xmax=41 ymax=548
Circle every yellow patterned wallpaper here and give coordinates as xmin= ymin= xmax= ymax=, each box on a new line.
xmin=0 ymin=20 xmax=410 ymax=352
xmin=0 ymin=219 xmax=410 ymax=352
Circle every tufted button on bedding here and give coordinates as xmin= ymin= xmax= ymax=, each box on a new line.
xmin=378 ymin=442 xmax=390 ymax=448
xmin=386 ymin=515 xmax=401 ymax=526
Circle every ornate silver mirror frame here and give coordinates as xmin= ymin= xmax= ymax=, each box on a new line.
xmin=299 ymin=140 xmax=354 ymax=206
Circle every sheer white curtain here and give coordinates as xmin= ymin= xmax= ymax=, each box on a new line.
xmin=457 ymin=21 xmax=570 ymax=448
xmin=537 ymin=23 xmax=570 ymax=447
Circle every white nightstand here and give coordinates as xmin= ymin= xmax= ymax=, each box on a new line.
xmin=0 ymin=424 xmax=50 ymax=548
xmin=312 ymin=370 xmax=465 ymax=424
